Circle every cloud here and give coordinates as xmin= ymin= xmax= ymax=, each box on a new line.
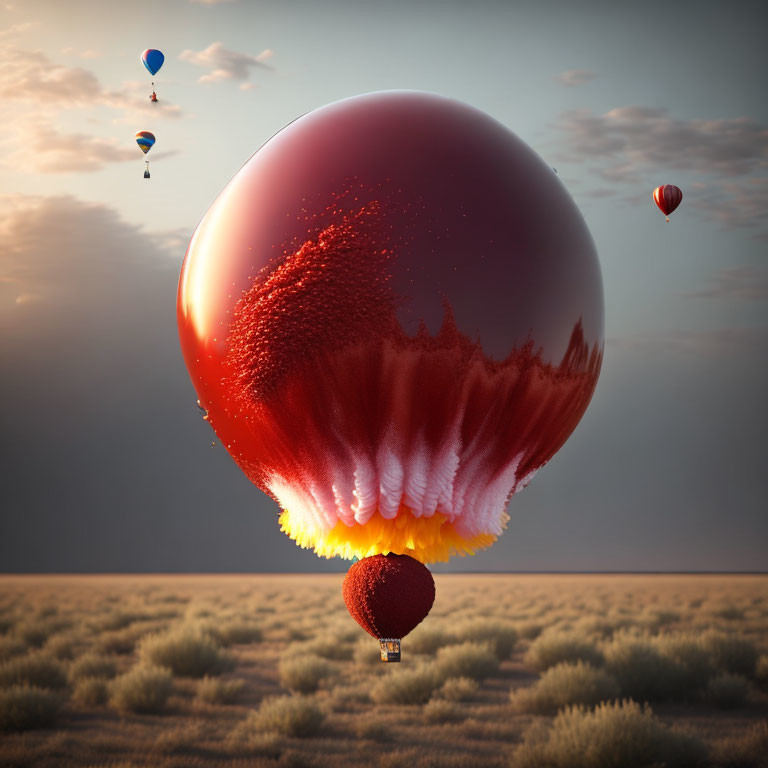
xmin=0 ymin=195 xmax=311 ymax=573
xmin=0 ymin=45 xmax=100 ymax=105
xmin=0 ymin=46 xmax=182 ymax=119
xmin=0 ymin=21 xmax=36 ymax=38
xmin=688 ymin=178 xmax=768 ymax=237
xmin=189 ymin=0 xmax=236 ymax=3
xmin=61 ymin=46 xmax=100 ymax=59
xmin=556 ymin=107 xmax=768 ymax=180
xmin=686 ymin=266 xmax=768 ymax=301
xmin=180 ymin=42 xmax=273 ymax=85
xmin=554 ymin=69 xmax=597 ymax=87
xmin=6 ymin=120 xmax=137 ymax=173
xmin=608 ymin=327 xmax=768 ymax=355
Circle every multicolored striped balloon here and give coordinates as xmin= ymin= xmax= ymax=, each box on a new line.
xmin=653 ymin=184 xmax=683 ymax=222
xmin=135 ymin=131 xmax=155 ymax=155
xmin=141 ymin=49 xmax=164 ymax=76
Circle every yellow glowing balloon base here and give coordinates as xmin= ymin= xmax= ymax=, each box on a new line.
xmin=279 ymin=507 xmax=504 ymax=563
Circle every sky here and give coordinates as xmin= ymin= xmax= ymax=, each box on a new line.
xmin=1 ymin=0 xmax=766 ymax=573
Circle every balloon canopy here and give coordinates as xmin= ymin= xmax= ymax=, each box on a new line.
xmin=141 ymin=49 xmax=164 ymax=76
xmin=653 ymin=185 xmax=683 ymax=221
xmin=343 ymin=554 xmax=435 ymax=640
xmin=135 ymin=131 xmax=155 ymax=154
xmin=177 ymin=91 xmax=604 ymax=563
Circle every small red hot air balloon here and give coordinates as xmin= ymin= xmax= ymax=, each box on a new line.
xmin=653 ymin=184 xmax=683 ymax=222
xmin=343 ymin=554 xmax=435 ymax=662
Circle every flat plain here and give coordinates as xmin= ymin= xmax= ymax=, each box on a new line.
xmin=1 ymin=574 xmax=766 ymax=768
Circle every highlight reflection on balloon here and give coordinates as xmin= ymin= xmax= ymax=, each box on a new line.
xmin=177 ymin=91 xmax=604 ymax=564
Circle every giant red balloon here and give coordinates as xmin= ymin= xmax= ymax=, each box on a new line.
xmin=177 ymin=91 xmax=604 ymax=563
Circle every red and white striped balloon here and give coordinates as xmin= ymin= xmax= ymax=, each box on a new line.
xmin=653 ymin=184 xmax=683 ymax=222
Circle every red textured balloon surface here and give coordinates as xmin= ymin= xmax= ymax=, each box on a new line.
xmin=342 ymin=554 xmax=436 ymax=639
xmin=177 ymin=91 xmax=604 ymax=561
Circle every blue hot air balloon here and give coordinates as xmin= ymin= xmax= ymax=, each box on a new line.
xmin=141 ymin=49 xmax=164 ymax=102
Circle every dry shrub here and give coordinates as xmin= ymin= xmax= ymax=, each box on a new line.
xmin=508 ymin=699 xmax=707 ymax=768
xmin=196 ymin=675 xmax=244 ymax=705
xmin=0 ymin=637 xmax=26 ymax=662
xmin=72 ymin=677 xmax=109 ymax=707
xmin=516 ymin=621 xmax=544 ymax=640
xmin=603 ymin=635 xmax=682 ymax=703
xmin=423 ymin=698 xmax=465 ymax=724
xmin=407 ymin=626 xmax=451 ymax=655
xmin=371 ymin=664 xmax=438 ymax=705
xmin=302 ymin=636 xmax=354 ymax=661
xmin=353 ymin=638 xmax=381 ymax=666
xmin=706 ymin=673 xmax=750 ymax=709
xmin=0 ymin=685 xmax=62 ymax=732
xmin=756 ymin=655 xmax=768 ymax=691
xmin=97 ymin=628 xmax=143 ymax=655
xmin=434 ymin=676 xmax=478 ymax=702
xmin=228 ymin=728 xmax=283 ymax=759
xmin=68 ymin=653 xmax=117 ymax=683
xmin=708 ymin=721 xmax=768 ymax=768
xmin=511 ymin=661 xmax=620 ymax=714
xmin=328 ymin=681 xmax=371 ymax=712
xmin=702 ymin=632 xmax=758 ymax=677
xmin=279 ymin=655 xmax=332 ymax=694
xmin=138 ymin=625 xmax=232 ymax=678
xmin=713 ymin=605 xmax=746 ymax=621
xmin=109 ymin=666 xmax=173 ymax=714
xmin=452 ymin=619 xmax=518 ymax=660
xmin=244 ymin=695 xmax=325 ymax=738
xmin=43 ymin=633 xmax=80 ymax=660
xmin=14 ymin=618 xmax=69 ymax=648
xmin=525 ymin=631 xmax=604 ymax=672
xmin=434 ymin=641 xmax=499 ymax=682
xmin=355 ymin=718 xmax=391 ymax=741
xmin=211 ymin=621 xmax=262 ymax=646
xmin=652 ymin=634 xmax=713 ymax=693
xmin=94 ymin=611 xmax=148 ymax=632
xmin=0 ymin=652 xmax=68 ymax=690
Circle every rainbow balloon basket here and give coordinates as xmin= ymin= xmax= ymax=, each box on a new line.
xmin=379 ymin=638 xmax=401 ymax=663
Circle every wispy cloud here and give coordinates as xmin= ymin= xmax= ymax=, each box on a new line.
xmin=61 ymin=46 xmax=100 ymax=59
xmin=179 ymin=41 xmax=273 ymax=85
xmin=6 ymin=121 xmax=137 ymax=173
xmin=554 ymin=69 xmax=597 ymax=87
xmin=0 ymin=195 xmax=179 ymax=314
xmin=0 ymin=45 xmax=99 ymax=105
xmin=608 ymin=327 xmax=768 ymax=355
xmin=556 ymin=107 xmax=768 ymax=180
xmin=554 ymin=106 xmax=768 ymax=231
xmin=688 ymin=178 xmax=768 ymax=237
xmin=0 ymin=46 xmax=182 ymax=119
xmin=686 ymin=266 xmax=768 ymax=301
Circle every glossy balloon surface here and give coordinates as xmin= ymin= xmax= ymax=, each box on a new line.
xmin=141 ymin=49 xmax=164 ymax=76
xmin=178 ymin=91 xmax=604 ymax=562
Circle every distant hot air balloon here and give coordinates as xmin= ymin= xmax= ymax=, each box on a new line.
xmin=177 ymin=91 xmax=604 ymax=659
xmin=653 ymin=184 xmax=683 ymax=222
xmin=343 ymin=554 xmax=435 ymax=661
xmin=141 ymin=49 xmax=164 ymax=102
xmin=135 ymin=131 xmax=155 ymax=179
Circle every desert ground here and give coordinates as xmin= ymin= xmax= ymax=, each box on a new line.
xmin=0 ymin=573 xmax=766 ymax=768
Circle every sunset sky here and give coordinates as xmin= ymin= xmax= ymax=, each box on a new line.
xmin=1 ymin=0 xmax=766 ymax=572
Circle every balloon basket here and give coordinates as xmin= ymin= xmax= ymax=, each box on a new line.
xmin=379 ymin=638 xmax=401 ymax=663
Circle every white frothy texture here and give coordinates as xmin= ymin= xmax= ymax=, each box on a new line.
xmin=267 ymin=422 xmax=534 ymax=542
